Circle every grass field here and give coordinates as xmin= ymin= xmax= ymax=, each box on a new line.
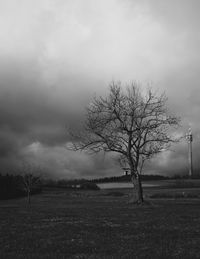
xmin=0 ymin=185 xmax=200 ymax=259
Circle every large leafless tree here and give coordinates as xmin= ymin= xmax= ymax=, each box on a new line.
xmin=69 ymin=82 xmax=180 ymax=203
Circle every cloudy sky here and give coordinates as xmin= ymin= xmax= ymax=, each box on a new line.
xmin=0 ymin=0 xmax=200 ymax=179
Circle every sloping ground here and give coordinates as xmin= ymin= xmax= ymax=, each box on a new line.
xmin=98 ymin=179 xmax=200 ymax=190
xmin=0 ymin=188 xmax=200 ymax=259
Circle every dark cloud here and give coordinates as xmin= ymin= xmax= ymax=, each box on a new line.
xmin=0 ymin=0 xmax=199 ymax=178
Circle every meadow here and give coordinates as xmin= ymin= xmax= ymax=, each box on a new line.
xmin=0 ymin=183 xmax=200 ymax=259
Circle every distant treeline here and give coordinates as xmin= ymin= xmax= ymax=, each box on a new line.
xmin=90 ymin=173 xmax=200 ymax=183
xmin=0 ymin=174 xmax=42 ymax=200
xmin=90 ymin=174 xmax=170 ymax=183
xmin=43 ymin=178 xmax=90 ymax=188
xmin=43 ymin=179 xmax=99 ymax=190
xmin=43 ymin=174 xmax=170 ymax=187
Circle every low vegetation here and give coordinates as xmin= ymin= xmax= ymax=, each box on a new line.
xmin=79 ymin=182 xmax=100 ymax=190
xmin=0 ymin=186 xmax=200 ymax=258
xmin=0 ymin=174 xmax=42 ymax=200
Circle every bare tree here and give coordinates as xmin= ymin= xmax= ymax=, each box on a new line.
xmin=69 ymin=82 xmax=180 ymax=203
xmin=20 ymin=164 xmax=41 ymax=205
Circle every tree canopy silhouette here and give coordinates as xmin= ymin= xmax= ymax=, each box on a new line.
xmin=69 ymin=82 xmax=180 ymax=203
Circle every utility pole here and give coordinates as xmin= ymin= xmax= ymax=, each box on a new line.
xmin=186 ymin=128 xmax=193 ymax=178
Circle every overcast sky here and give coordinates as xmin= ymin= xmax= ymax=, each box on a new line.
xmin=0 ymin=0 xmax=200 ymax=179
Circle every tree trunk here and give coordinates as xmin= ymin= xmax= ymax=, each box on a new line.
xmin=130 ymin=173 xmax=144 ymax=204
xmin=131 ymin=174 xmax=138 ymax=203
xmin=27 ymin=189 xmax=31 ymax=205
xmin=137 ymin=174 xmax=144 ymax=203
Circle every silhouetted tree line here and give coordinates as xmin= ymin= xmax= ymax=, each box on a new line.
xmin=43 ymin=179 xmax=100 ymax=190
xmin=43 ymin=178 xmax=87 ymax=188
xmin=43 ymin=174 xmax=172 ymax=187
xmin=90 ymin=173 xmax=200 ymax=183
xmin=90 ymin=174 xmax=170 ymax=183
xmin=33 ymin=173 xmax=200 ymax=191
xmin=173 ymin=172 xmax=200 ymax=179
xmin=0 ymin=174 xmax=42 ymax=200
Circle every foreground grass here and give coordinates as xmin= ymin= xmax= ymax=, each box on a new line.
xmin=0 ymin=188 xmax=200 ymax=259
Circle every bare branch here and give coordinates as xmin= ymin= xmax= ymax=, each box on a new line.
xmin=68 ymin=81 xmax=180 ymax=177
